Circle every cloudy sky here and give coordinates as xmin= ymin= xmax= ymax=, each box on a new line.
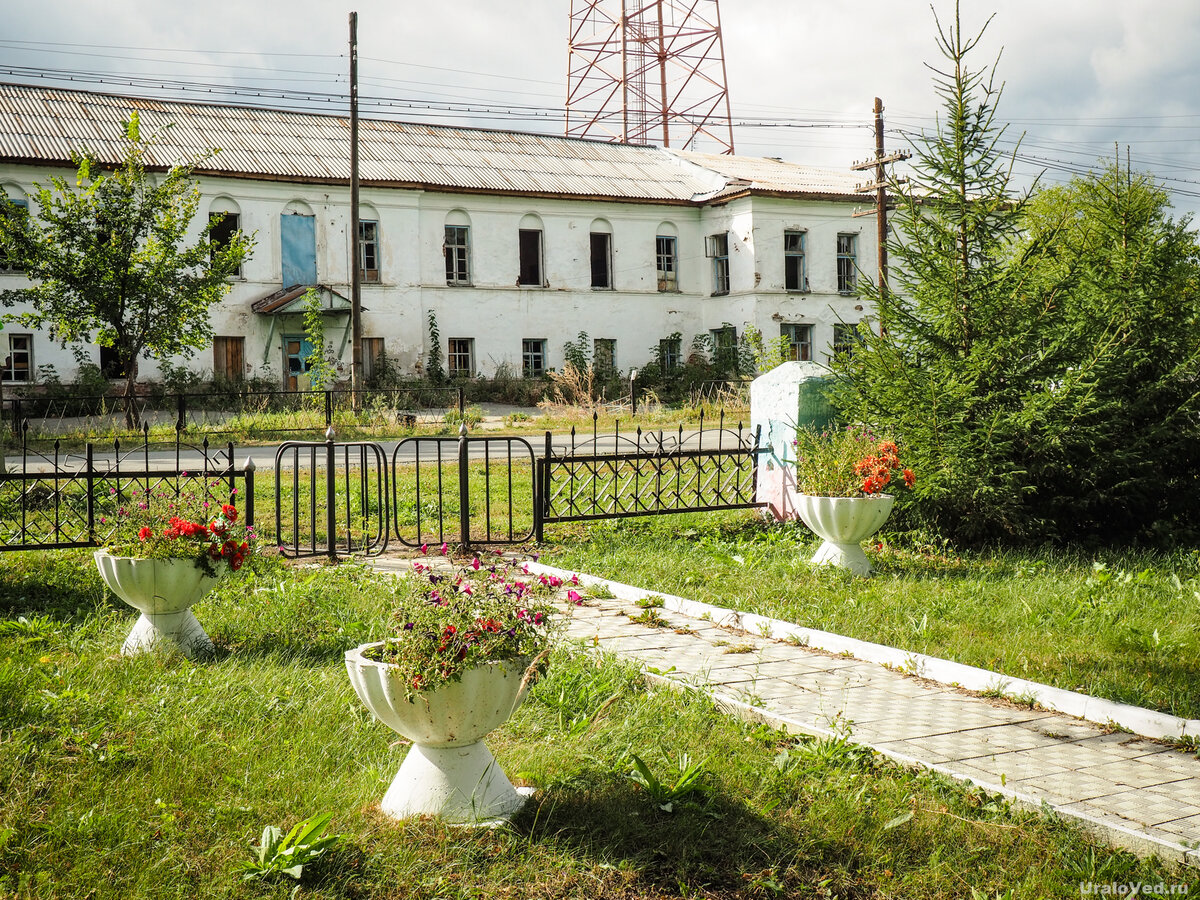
xmin=3 ymin=0 xmax=1199 ymax=215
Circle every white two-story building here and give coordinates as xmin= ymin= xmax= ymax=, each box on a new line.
xmin=0 ymin=82 xmax=876 ymax=389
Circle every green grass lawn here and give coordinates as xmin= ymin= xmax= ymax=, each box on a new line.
xmin=0 ymin=551 xmax=1186 ymax=898
xmin=540 ymin=514 xmax=1200 ymax=720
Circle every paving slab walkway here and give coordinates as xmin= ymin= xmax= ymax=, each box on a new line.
xmin=370 ymin=554 xmax=1200 ymax=868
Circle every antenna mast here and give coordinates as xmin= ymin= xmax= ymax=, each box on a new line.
xmin=566 ymin=0 xmax=735 ymax=154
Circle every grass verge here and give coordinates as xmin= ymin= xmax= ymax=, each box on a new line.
xmin=0 ymin=551 xmax=1186 ymax=898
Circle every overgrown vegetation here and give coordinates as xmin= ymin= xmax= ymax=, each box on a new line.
xmin=0 ymin=551 xmax=1181 ymax=898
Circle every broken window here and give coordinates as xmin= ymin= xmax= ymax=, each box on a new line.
xmin=590 ymin=232 xmax=612 ymax=289
xmin=209 ymin=211 xmax=242 ymax=276
xmin=837 ymin=234 xmax=858 ymax=294
xmin=656 ymin=235 xmax=678 ymax=291
xmin=522 ymin=339 xmax=547 ymax=377
xmin=518 ymin=229 xmax=543 ymax=286
xmin=784 ymin=230 xmax=808 ymax=291
xmin=358 ymin=220 xmax=380 ymax=283
xmin=707 ymin=233 xmax=730 ymax=295
xmin=3 ymin=333 xmax=31 ymax=382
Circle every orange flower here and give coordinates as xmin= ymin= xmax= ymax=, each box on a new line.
xmin=903 ymin=468 xmax=915 ymax=488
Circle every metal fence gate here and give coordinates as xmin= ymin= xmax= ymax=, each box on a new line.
xmin=391 ymin=429 xmax=537 ymax=550
xmin=274 ymin=431 xmax=390 ymax=558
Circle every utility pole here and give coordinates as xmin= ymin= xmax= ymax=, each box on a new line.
xmin=851 ymin=98 xmax=909 ymax=298
xmin=349 ymin=11 xmax=363 ymax=402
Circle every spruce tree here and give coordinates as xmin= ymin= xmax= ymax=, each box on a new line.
xmin=832 ymin=3 xmax=1061 ymax=541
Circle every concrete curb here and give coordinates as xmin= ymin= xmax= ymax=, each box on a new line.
xmin=527 ymin=561 xmax=1200 ymax=743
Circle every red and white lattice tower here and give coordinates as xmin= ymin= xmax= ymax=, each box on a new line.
xmin=566 ymin=0 xmax=735 ymax=154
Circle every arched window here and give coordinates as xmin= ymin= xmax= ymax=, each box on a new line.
xmin=1 ymin=185 xmax=30 ymax=274
xmin=589 ymin=218 xmax=612 ymax=289
xmin=517 ymin=213 xmax=544 ymax=287
xmin=208 ymin=197 xmax=243 ymax=277
xmin=281 ymin=201 xmax=317 ymax=287
xmin=358 ymin=201 xmax=381 ymax=283
xmin=655 ymin=221 xmax=678 ymax=292
xmin=444 ymin=209 xmax=471 ymax=285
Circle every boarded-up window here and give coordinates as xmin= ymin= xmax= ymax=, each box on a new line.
xmin=281 ymin=213 xmax=317 ymax=287
xmin=214 ymin=336 xmax=245 ymax=382
xmin=448 ymin=338 xmax=474 ymax=376
xmin=362 ymin=337 xmax=385 ymax=381
xmin=594 ymin=338 xmax=616 ymax=378
xmin=781 ymin=323 xmax=813 ymax=362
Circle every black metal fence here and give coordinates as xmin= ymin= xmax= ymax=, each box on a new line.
xmin=533 ymin=411 xmax=761 ymax=540
xmin=0 ymin=429 xmax=254 ymax=552
xmin=6 ymin=385 xmax=466 ymax=441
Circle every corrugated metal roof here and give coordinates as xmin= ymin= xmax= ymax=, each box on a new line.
xmin=669 ymin=149 xmax=866 ymax=200
xmin=0 ymin=82 xmax=862 ymax=204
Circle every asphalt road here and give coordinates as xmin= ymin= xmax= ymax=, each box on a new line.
xmin=4 ymin=423 xmax=755 ymax=475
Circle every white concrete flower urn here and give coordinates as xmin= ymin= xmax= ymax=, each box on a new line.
xmin=345 ymin=642 xmax=535 ymax=825
xmin=93 ymin=550 xmax=220 ymax=658
xmin=793 ymin=493 xmax=895 ymax=577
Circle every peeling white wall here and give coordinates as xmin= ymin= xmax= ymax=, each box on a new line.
xmin=0 ymin=164 xmax=877 ymax=388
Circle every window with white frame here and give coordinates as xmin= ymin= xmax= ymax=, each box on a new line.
xmin=593 ymin=338 xmax=616 ymax=378
xmin=655 ymin=235 xmax=678 ymax=291
xmin=358 ymin=220 xmax=380 ymax=283
xmin=590 ymin=232 xmax=612 ymax=289
xmin=784 ymin=230 xmax=808 ymax=291
xmin=659 ymin=336 xmax=681 ymax=374
xmin=1 ymin=196 xmax=29 ymax=272
xmin=837 ymin=234 xmax=858 ymax=293
xmin=518 ymin=229 xmax=543 ymax=286
xmin=522 ymin=338 xmax=547 ymax=377
xmin=444 ymin=224 xmax=470 ymax=285
xmin=707 ymin=233 xmax=730 ymax=295
xmin=3 ymin=333 xmax=31 ymax=382
xmin=448 ymin=338 xmax=475 ymax=376
xmin=781 ymin=323 xmax=813 ymax=362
